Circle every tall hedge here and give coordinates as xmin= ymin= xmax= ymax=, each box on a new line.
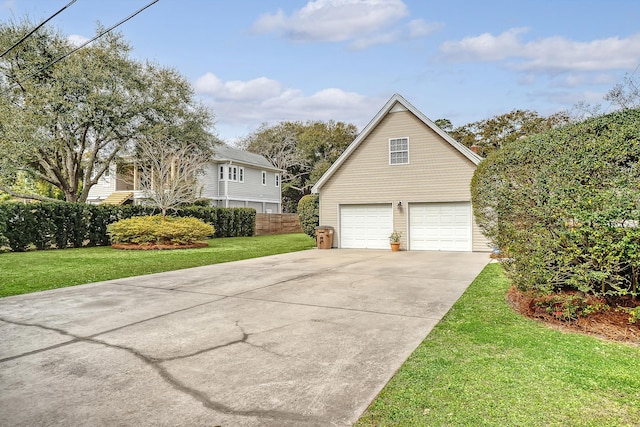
xmin=472 ymin=109 xmax=640 ymax=297
xmin=0 ymin=202 xmax=255 ymax=252
xmin=297 ymin=194 xmax=319 ymax=238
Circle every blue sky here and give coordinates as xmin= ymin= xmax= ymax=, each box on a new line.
xmin=2 ymin=0 xmax=639 ymax=142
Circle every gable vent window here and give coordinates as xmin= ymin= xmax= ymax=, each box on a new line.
xmin=389 ymin=137 xmax=409 ymax=165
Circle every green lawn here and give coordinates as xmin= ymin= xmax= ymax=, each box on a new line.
xmin=357 ymin=263 xmax=640 ymax=427
xmin=0 ymin=233 xmax=315 ymax=298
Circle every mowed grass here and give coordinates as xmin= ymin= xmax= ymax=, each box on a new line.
xmin=357 ymin=263 xmax=640 ymax=427
xmin=0 ymin=233 xmax=315 ymax=298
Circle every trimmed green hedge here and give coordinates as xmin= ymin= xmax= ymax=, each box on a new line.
xmin=0 ymin=202 xmax=255 ymax=252
xmin=471 ymin=109 xmax=640 ymax=297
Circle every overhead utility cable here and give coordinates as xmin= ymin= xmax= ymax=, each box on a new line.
xmin=3 ymin=0 xmax=159 ymax=93
xmin=0 ymin=0 xmax=79 ymax=58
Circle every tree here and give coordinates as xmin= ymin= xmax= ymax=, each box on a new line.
xmin=134 ymin=128 xmax=214 ymax=218
xmin=434 ymin=118 xmax=453 ymax=132
xmin=605 ymin=73 xmax=640 ymax=110
xmin=448 ymin=110 xmax=570 ymax=157
xmin=0 ymin=20 xmax=214 ymax=203
xmin=240 ymin=120 xmax=357 ymax=212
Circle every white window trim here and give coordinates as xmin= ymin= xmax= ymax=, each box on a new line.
xmin=101 ymin=168 xmax=111 ymax=187
xmin=389 ymin=137 xmax=409 ymax=165
xmin=227 ymin=165 xmax=240 ymax=182
xmin=261 ymin=171 xmax=267 ymax=186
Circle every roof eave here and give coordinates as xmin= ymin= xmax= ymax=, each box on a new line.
xmin=212 ymin=158 xmax=284 ymax=173
xmin=312 ymin=93 xmax=482 ymax=193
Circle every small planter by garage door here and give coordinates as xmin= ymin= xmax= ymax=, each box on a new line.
xmin=390 ymin=242 xmax=400 ymax=252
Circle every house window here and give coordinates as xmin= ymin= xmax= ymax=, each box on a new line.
xmin=228 ymin=166 xmax=238 ymax=181
xmin=239 ymin=167 xmax=244 ymax=183
xmin=275 ymin=174 xmax=280 ymax=187
xmin=102 ymin=169 xmax=111 ymax=187
xmin=219 ymin=165 xmax=225 ymax=180
xmin=262 ymin=171 xmax=267 ymax=186
xmin=389 ymin=137 xmax=409 ymax=165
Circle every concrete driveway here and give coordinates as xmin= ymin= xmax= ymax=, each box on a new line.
xmin=0 ymin=249 xmax=489 ymax=426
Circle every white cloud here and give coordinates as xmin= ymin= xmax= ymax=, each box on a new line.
xmin=407 ymin=19 xmax=442 ymax=38
xmin=194 ymin=72 xmax=380 ymax=141
xmin=67 ymin=34 xmax=90 ymax=47
xmin=440 ymin=27 xmax=528 ymax=62
xmin=253 ymin=0 xmax=407 ymax=41
xmin=349 ymin=18 xmax=442 ymax=50
xmin=194 ymin=73 xmax=283 ymax=100
xmin=251 ymin=0 xmax=439 ymax=49
xmin=440 ymin=28 xmax=640 ymax=73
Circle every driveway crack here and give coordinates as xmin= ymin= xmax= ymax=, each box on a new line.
xmin=0 ymin=317 xmax=318 ymax=423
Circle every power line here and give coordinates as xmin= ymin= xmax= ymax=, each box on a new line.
xmin=0 ymin=0 xmax=79 ymax=58
xmin=3 ymin=0 xmax=160 ymax=93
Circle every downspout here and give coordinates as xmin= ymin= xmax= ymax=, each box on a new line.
xmin=224 ymin=162 xmax=229 ymax=208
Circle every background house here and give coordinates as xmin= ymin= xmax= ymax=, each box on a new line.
xmin=87 ymin=144 xmax=282 ymax=213
xmin=202 ymin=144 xmax=282 ymax=213
xmin=312 ymin=93 xmax=490 ymax=252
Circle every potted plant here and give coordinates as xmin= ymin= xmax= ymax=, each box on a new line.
xmin=389 ymin=231 xmax=401 ymax=252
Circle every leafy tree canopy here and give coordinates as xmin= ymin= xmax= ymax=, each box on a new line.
xmin=0 ymin=19 xmax=215 ymax=203
xmin=443 ymin=109 xmax=570 ymax=157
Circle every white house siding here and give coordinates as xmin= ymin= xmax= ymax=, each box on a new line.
xmin=319 ymin=109 xmax=490 ymax=251
xmin=86 ymin=165 xmax=117 ymax=202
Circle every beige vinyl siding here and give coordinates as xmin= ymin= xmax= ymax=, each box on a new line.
xmin=320 ymin=109 xmax=490 ymax=251
xmin=472 ymin=215 xmax=491 ymax=252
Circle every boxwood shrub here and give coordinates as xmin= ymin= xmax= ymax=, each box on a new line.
xmin=107 ymin=215 xmax=215 ymax=245
xmin=297 ymin=194 xmax=319 ymax=238
xmin=472 ymin=108 xmax=640 ymax=297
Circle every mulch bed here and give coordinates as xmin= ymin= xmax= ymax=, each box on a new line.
xmin=506 ymin=286 xmax=640 ymax=346
xmin=111 ymin=242 xmax=209 ymax=250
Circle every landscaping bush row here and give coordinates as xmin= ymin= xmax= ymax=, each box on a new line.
xmin=0 ymin=202 xmax=255 ymax=252
xmin=471 ymin=108 xmax=640 ymax=297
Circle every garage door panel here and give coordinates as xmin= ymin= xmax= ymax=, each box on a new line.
xmin=410 ymin=203 xmax=471 ymax=251
xmin=341 ymin=205 xmax=392 ymax=249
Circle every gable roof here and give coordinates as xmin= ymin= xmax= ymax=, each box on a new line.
xmin=312 ymin=93 xmax=483 ymax=193
xmin=213 ymin=144 xmax=281 ymax=171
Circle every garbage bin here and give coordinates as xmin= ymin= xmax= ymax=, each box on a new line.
xmin=314 ymin=226 xmax=334 ymax=249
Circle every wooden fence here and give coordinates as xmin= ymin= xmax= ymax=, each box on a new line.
xmin=255 ymin=213 xmax=303 ymax=236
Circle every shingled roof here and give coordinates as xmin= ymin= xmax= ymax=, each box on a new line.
xmin=212 ymin=144 xmax=281 ymax=171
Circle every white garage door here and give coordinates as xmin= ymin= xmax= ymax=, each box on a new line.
xmin=409 ymin=202 xmax=471 ymax=251
xmin=340 ymin=204 xmax=392 ymax=249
